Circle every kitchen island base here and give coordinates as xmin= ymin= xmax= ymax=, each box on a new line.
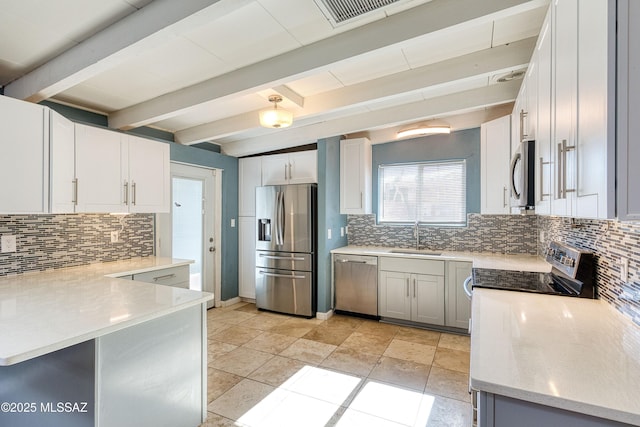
xmin=478 ymin=392 xmax=635 ymax=427
xmin=0 ymin=304 xmax=206 ymax=427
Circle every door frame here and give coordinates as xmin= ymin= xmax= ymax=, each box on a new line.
xmin=156 ymin=162 xmax=222 ymax=308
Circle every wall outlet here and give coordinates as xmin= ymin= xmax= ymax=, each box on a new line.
xmin=340 ymin=227 xmax=345 ymax=237
xmin=110 ymin=231 xmax=119 ymax=243
xmin=1 ymin=235 xmax=17 ymax=253
xmin=620 ymin=257 xmax=629 ymax=282
xmin=327 ymin=228 xmax=332 ymax=240
xmin=231 ymin=218 xmax=236 ymax=228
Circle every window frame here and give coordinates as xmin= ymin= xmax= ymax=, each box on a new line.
xmin=377 ymin=159 xmax=467 ymax=226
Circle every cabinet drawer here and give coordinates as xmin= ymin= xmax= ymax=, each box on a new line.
xmin=379 ymin=257 xmax=444 ymax=275
xmin=133 ymin=266 xmax=190 ymax=288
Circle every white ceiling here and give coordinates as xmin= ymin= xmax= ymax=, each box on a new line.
xmin=0 ymin=0 xmax=549 ymax=156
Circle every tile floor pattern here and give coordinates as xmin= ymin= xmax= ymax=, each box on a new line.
xmin=201 ymin=303 xmax=471 ymax=427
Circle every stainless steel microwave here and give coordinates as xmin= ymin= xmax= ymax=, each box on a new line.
xmin=510 ymin=139 xmax=535 ymax=209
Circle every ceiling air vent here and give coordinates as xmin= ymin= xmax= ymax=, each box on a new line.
xmin=314 ymin=0 xmax=404 ymax=26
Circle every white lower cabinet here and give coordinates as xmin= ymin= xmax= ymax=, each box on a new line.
xmin=378 ymin=257 xmax=445 ymax=326
xmin=378 ymin=257 xmax=470 ymax=330
xmin=238 ymin=216 xmax=256 ymax=299
xmin=446 ymin=261 xmax=472 ymax=329
xmin=132 ymin=265 xmax=190 ymax=289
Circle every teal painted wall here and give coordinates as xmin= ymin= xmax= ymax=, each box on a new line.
xmin=317 ymin=137 xmax=348 ymax=313
xmin=372 ymin=128 xmax=481 ymax=217
xmin=170 ymin=143 xmax=239 ymax=301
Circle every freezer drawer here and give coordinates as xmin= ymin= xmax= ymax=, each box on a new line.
xmin=334 ymin=254 xmax=378 ymax=316
xmin=256 ymin=250 xmax=313 ymax=271
xmin=256 ymin=267 xmax=315 ymax=317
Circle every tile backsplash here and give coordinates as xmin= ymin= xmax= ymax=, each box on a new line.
xmin=347 ymin=213 xmax=640 ymax=326
xmin=347 ymin=213 xmax=538 ymax=254
xmin=0 ymin=214 xmax=154 ymax=276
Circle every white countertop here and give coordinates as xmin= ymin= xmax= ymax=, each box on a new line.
xmin=470 ymin=288 xmax=640 ymax=425
xmin=331 ymin=245 xmax=551 ymax=272
xmin=0 ymin=257 xmax=211 ymax=366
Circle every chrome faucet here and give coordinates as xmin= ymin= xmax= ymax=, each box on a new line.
xmin=414 ymin=221 xmax=420 ymax=250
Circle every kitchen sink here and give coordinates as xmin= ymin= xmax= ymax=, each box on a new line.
xmin=388 ymin=249 xmax=442 ymax=256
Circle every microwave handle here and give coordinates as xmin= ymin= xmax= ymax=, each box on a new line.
xmin=510 ymin=152 xmax=521 ymax=199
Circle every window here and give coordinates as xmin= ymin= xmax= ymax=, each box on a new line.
xmin=378 ymin=160 xmax=466 ymax=225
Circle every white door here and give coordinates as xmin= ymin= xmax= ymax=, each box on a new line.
xmin=156 ymin=163 xmax=221 ymax=308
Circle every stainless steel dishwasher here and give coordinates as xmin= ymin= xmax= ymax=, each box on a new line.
xmin=334 ymin=254 xmax=378 ymax=317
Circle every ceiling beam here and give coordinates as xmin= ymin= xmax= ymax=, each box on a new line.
xmin=174 ymin=37 xmax=534 ymax=144
xmin=221 ymin=79 xmax=521 ymax=157
xmin=109 ymin=0 xmax=547 ymax=130
xmin=3 ymin=0 xmax=251 ymax=102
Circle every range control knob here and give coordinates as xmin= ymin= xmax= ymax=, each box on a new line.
xmin=563 ymin=257 xmax=575 ymax=267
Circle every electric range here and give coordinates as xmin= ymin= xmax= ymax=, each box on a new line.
xmin=470 ymin=241 xmax=596 ymax=298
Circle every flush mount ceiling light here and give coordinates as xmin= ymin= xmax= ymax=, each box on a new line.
xmin=396 ymin=125 xmax=451 ymax=139
xmin=259 ymin=95 xmax=293 ymax=129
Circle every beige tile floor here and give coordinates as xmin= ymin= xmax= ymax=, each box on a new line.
xmin=201 ymin=302 xmax=471 ymax=427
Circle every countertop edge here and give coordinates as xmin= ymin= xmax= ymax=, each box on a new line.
xmin=101 ymin=258 xmax=194 ymax=277
xmin=0 ymin=292 xmax=212 ymax=366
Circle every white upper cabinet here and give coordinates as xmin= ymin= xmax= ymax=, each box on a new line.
xmin=480 ymin=116 xmax=511 ymax=214
xmin=127 ymin=135 xmax=170 ymax=213
xmin=60 ymin=124 xmax=169 ymax=214
xmin=518 ymin=1 xmax=615 ymax=219
xmin=535 ymin=10 xmax=553 ymax=215
xmin=239 ymin=157 xmax=262 ymax=217
xmin=75 ymin=124 xmax=128 ymax=213
xmin=50 ymin=110 xmax=76 ymax=214
xmin=0 ymin=96 xmax=49 ymax=214
xmin=340 ymin=138 xmax=372 ymax=215
xmin=261 ymin=151 xmax=317 ymax=185
xmin=617 ymin=0 xmax=640 ymax=220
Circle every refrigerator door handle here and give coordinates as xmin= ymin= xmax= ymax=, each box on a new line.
xmin=277 ymin=190 xmax=285 ymax=246
xmin=258 ymin=270 xmax=306 ymax=280
xmin=259 ymin=254 xmax=306 ymax=261
xmin=274 ymin=191 xmax=282 ymax=246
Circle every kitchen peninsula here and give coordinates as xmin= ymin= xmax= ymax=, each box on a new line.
xmin=0 ymin=257 xmax=211 ymax=427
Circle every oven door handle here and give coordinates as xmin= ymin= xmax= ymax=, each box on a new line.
xmin=463 ymin=275 xmax=473 ymax=299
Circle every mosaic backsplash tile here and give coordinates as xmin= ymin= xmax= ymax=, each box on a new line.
xmin=347 ymin=213 xmax=538 ymax=254
xmin=538 ymin=216 xmax=640 ymax=325
xmin=0 ymin=214 xmax=154 ymax=276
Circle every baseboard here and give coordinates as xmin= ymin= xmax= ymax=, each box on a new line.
xmin=218 ymin=297 xmax=241 ymax=308
xmin=316 ymin=309 xmax=334 ymax=320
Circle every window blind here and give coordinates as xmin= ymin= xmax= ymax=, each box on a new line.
xmin=379 ymin=160 xmax=466 ymax=225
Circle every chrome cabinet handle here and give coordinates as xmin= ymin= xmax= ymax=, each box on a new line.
xmin=406 ymin=278 xmax=409 ymax=297
xmin=284 ymin=164 xmax=287 ymax=181
xmin=123 ymin=181 xmax=129 ymax=205
xmin=413 ymin=278 xmax=417 ymax=298
xmin=288 ymin=163 xmax=292 ymax=180
xmin=360 ymin=192 xmax=363 ymax=209
xmin=153 ymin=273 xmax=176 ymax=282
xmin=131 ymin=181 xmax=137 ymax=206
xmin=539 ymin=157 xmax=550 ymax=200
xmin=503 ymin=186 xmax=507 ymax=208
xmin=520 ymin=109 xmax=528 ymax=141
xmin=557 ymin=139 xmax=576 ymax=199
xmin=72 ymin=178 xmax=78 ymax=205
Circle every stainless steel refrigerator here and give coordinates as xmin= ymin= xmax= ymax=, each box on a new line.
xmin=255 ymin=184 xmax=317 ymax=317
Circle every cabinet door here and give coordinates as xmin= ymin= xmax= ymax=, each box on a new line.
xmin=412 ymin=274 xmax=445 ymax=325
xmin=261 ymin=154 xmax=289 ymax=185
xmin=340 ymin=138 xmax=371 ymax=214
xmin=617 ymin=0 xmax=640 ymax=220
xmin=536 ymin=10 xmax=553 ymax=215
xmin=551 ymin=0 xmax=578 ymax=217
xmin=50 ymin=110 xmax=76 ymax=213
xmin=0 ymin=96 xmax=48 ymax=213
xmin=378 ymin=271 xmax=411 ymax=321
xmin=574 ymin=0 xmax=615 ymax=219
xmin=446 ymin=262 xmax=472 ymax=329
xmin=239 ymin=157 xmax=262 ymax=216
xmin=526 ymin=55 xmax=538 ymax=140
xmin=128 ymin=135 xmax=170 ymax=213
xmin=75 ymin=124 xmax=127 ymax=213
xmin=481 ymin=116 xmax=511 ymax=214
xmin=238 ymin=216 xmax=257 ymax=299
xmin=288 ymin=151 xmax=317 ymax=184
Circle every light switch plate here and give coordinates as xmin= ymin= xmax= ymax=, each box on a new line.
xmin=231 ymin=219 xmax=236 ymax=227
xmin=340 ymin=227 xmax=345 ymax=237
xmin=1 ymin=235 xmax=17 ymax=253
xmin=327 ymin=229 xmax=332 ymax=240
